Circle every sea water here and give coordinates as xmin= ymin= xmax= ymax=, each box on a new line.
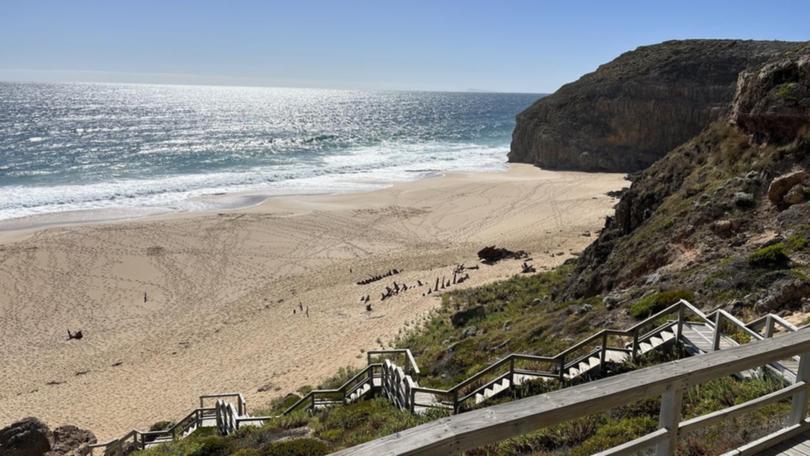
xmin=0 ymin=81 xmax=540 ymax=221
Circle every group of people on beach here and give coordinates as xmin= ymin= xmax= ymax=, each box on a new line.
xmin=357 ymin=263 xmax=480 ymax=313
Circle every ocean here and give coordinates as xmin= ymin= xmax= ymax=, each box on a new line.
xmin=0 ymin=82 xmax=540 ymax=222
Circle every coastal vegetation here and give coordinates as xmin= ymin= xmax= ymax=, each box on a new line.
xmin=131 ymin=265 xmax=791 ymax=454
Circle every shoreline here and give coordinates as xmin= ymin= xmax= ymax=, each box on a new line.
xmin=0 ymin=166 xmax=510 ymax=240
xmin=0 ymin=164 xmax=626 ymax=439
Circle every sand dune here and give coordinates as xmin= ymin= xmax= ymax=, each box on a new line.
xmin=0 ymin=165 xmax=625 ymax=439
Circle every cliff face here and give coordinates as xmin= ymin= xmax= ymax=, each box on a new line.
xmin=510 ymin=40 xmax=799 ymax=172
xmin=564 ymin=45 xmax=810 ymax=317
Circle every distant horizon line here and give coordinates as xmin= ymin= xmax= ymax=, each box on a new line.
xmin=0 ymin=68 xmax=549 ymax=95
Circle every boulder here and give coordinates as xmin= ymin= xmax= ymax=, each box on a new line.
xmin=46 ymin=425 xmax=96 ymax=456
xmin=476 ymin=246 xmax=527 ymax=264
xmin=0 ymin=418 xmax=52 ymax=456
xmin=768 ymin=170 xmax=808 ymax=206
xmin=755 ymin=279 xmax=810 ymax=312
xmin=777 ymin=202 xmax=810 ymax=228
xmin=733 ymin=192 xmax=756 ymax=208
xmin=784 ymin=185 xmax=807 ymax=205
xmin=711 ymin=220 xmax=735 ymax=236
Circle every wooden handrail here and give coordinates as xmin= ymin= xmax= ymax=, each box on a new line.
xmin=367 ymin=349 xmax=421 ymax=375
xmin=92 ymin=299 xmax=804 ymax=453
xmin=330 ymin=328 xmax=810 ymax=455
xmin=284 ymin=364 xmax=382 ymax=415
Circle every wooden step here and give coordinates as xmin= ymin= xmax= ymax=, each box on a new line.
xmin=639 ymin=342 xmax=653 ymax=353
xmin=605 ymin=350 xmax=629 ymax=363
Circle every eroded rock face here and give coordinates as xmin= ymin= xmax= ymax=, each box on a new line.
xmin=0 ymin=418 xmax=52 ymax=456
xmin=731 ymin=50 xmax=810 ymax=142
xmin=564 ymin=46 xmax=810 ymax=300
xmin=510 ymin=40 xmax=799 ymax=172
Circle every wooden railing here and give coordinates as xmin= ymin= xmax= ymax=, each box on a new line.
xmin=330 ymin=327 xmax=810 ymax=456
xmin=388 ymin=299 xmax=713 ymax=414
xmin=282 ymin=363 xmax=383 ymax=415
xmin=88 ymin=395 xmax=244 ymax=455
xmin=87 ymin=300 xmax=806 ymax=454
xmin=285 ymin=300 xmax=804 ymax=416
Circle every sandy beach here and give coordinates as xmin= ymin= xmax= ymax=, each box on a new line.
xmin=0 ymin=165 xmax=626 ymax=439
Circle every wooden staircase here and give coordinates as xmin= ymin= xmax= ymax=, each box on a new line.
xmin=333 ymin=328 xmax=810 ymax=456
xmin=88 ymin=300 xmax=804 ymax=454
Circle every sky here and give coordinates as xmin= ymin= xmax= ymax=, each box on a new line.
xmin=1 ymin=0 xmax=809 ymax=93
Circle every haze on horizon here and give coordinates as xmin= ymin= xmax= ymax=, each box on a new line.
xmin=1 ymin=0 xmax=809 ymax=93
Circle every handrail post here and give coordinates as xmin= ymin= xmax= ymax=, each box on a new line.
xmin=453 ymin=389 xmax=460 ymax=414
xmin=712 ymin=312 xmax=722 ymax=351
xmin=410 ymin=387 xmax=416 ymax=413
xmin=558 ymin=355 xmax=566 ymax=383
xmin=676 ymin=304 xmax=685 ymax=344
xmin=509 ymin=356 xmax=515 ymax=391
xmin=632 ymin=328 xmax=639 ymax=361
xmin=765 ymin=315 xmax=775 ymax=339
xmin=599 ymin=332 xmax=608 ymax=376
xmin=656 ymin=383 xmax=683 ymax=456
xmin=790 ymin=352 xmax=810 ymax=424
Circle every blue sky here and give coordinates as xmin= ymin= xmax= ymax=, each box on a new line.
xmin=1 ymin=1 xmax=808 ymax=93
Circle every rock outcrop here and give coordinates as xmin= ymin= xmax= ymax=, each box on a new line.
xmin=564 ymin=45 xmax=810 ymax=308
xmin=46 ymin=426 xmax=97 ymax=456
xmin=0 ymin=418 xmax=96 ymax=456
xmin=731 ymin=49 xmax=810 ymax=142
xmin=510 ymin=40 xmax=800 ymax=172
xmin=0 ymin=418 xmax=52 ymax=456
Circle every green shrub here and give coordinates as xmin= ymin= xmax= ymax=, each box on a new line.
xmin=230 ymin=449 xmax=261 ymax=456
xmin=569 ymin=416 xmax=658 ymax=456
xmin=786 ymin=234 xmax=808 ymax=252
xmin=188 ymin=437 xmax=228 ymax=456
xmin=149 ymin=421 xmax=175 ymax=431
xmin=262 ymin=438 xmax=329 ymax=456
xmin=776 ymin=82 xmax=799 ymax=102
xmin=748 ymin=243 xmax=790 ymax=268
xmin=630 ymin=290 xmax=694 ymax=319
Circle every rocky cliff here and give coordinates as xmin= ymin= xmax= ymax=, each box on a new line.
xmin=564 ymin=44 xmax=810 ymax=317
xmin=509 ymin=40 xmax=799 ymax=172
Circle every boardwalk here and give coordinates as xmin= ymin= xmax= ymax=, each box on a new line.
xmin=90 ymin=301 xmax=808 ymax=455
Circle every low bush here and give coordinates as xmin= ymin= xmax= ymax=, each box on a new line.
xmin=630 ymin=290 xmax=694 ymax=319
xmin=188 ymin=437 xmax=228 ymax=456
xmin=748 ymin=243 xmax=790 ymax=268
xmin=262 ymin=438 xmax=329 ymax=456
